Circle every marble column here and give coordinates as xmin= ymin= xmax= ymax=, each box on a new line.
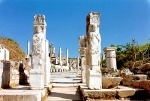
xmin=102 ymin=53 xmax=106 ymax=61
xmin=66 ymin=48 xmax=69 ymax=66
xmin=30 ymin=14 xmax=46 ymax=90
xmin=78 ymin=35 xmax=86 ymax=83
xmin=77 ymin=56 xmax=79 ymax=70
xmin=27 ymin=41 xmax=30 ymax=55
xmin=104 ymin=47 xmax=117 ymax=71
xmin=78 ymin=47 xmax=86 ymax=83
xmin=26 ymin=41 xmax=31 ymax=67
xmin=86 ymin=12 xmax=102 ymax=90
xmin=59 ymin=47 xmax=62 ymax=66
xmin=44 ymin=39 xmax=50 ymax=86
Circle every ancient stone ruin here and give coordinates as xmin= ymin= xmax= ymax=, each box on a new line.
xmin=29 ymin=14 xmax=50 ymax=89
xmin=0 ymin=12 xmax=150 ymax=101
xmin=86 ymin=12 xmax=102 ymax=90
xmin=78 ymin=12 xmax=150 ymax=101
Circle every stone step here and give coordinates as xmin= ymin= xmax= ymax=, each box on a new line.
xmin=79 ymin=84 xmax=149 ymax=100
xmin=45 ymin=87 xmax=81 ymax=101
xmin=0 ymin=84 xmax=52 ymax=101
xmin=52 ymin=80 xmax=81 ymax=83
xmin=0 ymin=89 xmax=42 ymax=101
xmin=52 ymin=83 xmax=82 ymax=87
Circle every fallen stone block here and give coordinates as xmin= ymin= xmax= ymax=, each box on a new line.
xmin=122 ymin=74 xmax=147 ymax=86
xmin=0 ymin=90 xmax=41 ymax=101
xmin=79 ymin=84 xmax=148 ymax=100
xmin=102 ymin=77 xmax=122 ymax=89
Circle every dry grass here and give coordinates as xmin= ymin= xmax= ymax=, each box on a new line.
xmin=0 ymin=36 xmax=25 ymax=61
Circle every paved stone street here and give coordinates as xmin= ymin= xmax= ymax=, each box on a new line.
xmin=46 ymin=71 xmax=82 ymax=101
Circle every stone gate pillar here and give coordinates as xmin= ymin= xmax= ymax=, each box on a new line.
xmin=86 ymin=12 xmax=102 ymax=90
xmin=104 ymin=47 xmax=117 ymax=71
xmin=29 ymin=14 xmax=46 ymax=90
xmin=78 ymin=35 xmax=86 ymax=83
xmin=78 ymin=47 xmax=86 ymax=83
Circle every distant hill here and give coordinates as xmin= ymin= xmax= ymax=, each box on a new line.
xmin=0 ymin=36 xmax=25 ymax=61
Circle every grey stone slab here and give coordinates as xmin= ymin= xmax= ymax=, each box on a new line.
xmin=0 ymin=90 xmax=41 ymax=101
xmin=46 ymin=87 xmax=81 ymax=101
xmin=79 ymin=84 xmax=148 ymax=100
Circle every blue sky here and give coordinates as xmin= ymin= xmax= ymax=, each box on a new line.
xmin=0 ymin=0 xmax=150 ymax=58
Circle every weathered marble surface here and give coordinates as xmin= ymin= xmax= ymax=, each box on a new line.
xmin=78 ymin=44 xmax=86 ymax=83
xmin=44 ymin=39 xmax=50 ymax=86
xmin=79 ymin=84 xmax=148 ymax=100
xmin=0 ymin=90 xmax=41 ymax=101
xmin=104 ymin=47 xmax=117 ymax=71
xmin=102 ymin=77 xmax=122 ymax=89
xmin=30 ymin=14 xmax=46 ymax=90
xmin=122 ymin=74 xmax=147 ymax=86
xmin=79 ymin=35 xmax=86 ymax=48
xmin=0 ymin=61 xmax=20 ymax=88
xmin=86 ymin=12 xmax=102 ymax=90
xmin=81 ymin=56 xmax=86 ymax=83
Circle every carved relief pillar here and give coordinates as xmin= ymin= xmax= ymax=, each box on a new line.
xmin=104 ymin=47 xmax=117 ymax=71
xmin=78 ymin=35 xmax=86 ymax=83
xmin=86 ymin=12 xmax=102 ymax=90
xmin=30 ymin=15 xmax=46 ymax=89
xmin=78 ymin=47 xmax=86 ymax=83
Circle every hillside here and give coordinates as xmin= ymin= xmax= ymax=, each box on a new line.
xmin=0 ymin=36 xmax=25 ymax=61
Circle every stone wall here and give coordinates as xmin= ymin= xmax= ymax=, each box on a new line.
xmin=0 ymin=61 xmax=19 ymax=88
xmin=0 ymin=61 xmax=29 ymax=88
xmin=0 ymin=62 xmax=3 ymax=89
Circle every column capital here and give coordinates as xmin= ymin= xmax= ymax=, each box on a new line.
xmin=103 ymin=47 xmax=117 ymax=52
xmin=78 ymin=47 xmax=86 ymax=57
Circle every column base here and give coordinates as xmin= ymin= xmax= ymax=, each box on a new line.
xmin=87 ymin=69 xmax=102 ymax=90
xmin=29 ymin=69 xmax=44 ymax=90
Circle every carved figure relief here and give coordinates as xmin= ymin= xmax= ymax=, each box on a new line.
xmin=79 ymin=36 xmax=86 ymax=47
xmin=88 ymin=24 xmax=99 ymax=33
xmin=89 ymin=33 xmax=100 ymax=51
xmin=32 ymin=33 xmax=44 ymax=57
xmin=90 ymin=15 xmax=99 ymax=22
xmin=34 ymin=15 xmax=45 ymax=24
xmin=32 ymin=14 xmax=46 ymax=70
xmin=34 ymin=26 xmax=43 ymax=34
